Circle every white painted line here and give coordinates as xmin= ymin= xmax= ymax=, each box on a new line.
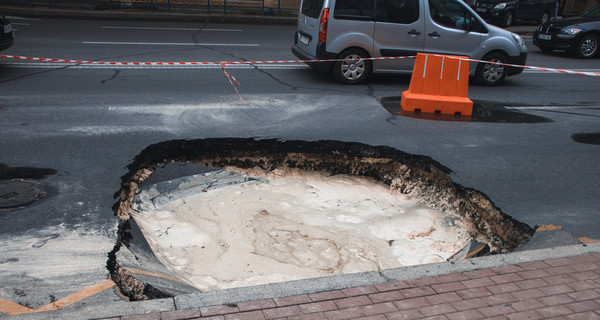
xmin=202 ymin=28 xmax=243 ymax=32
xmin=101 ymin=26 xmax=201 ymax=31
xmin=523 ymin=68 xmax=600 ymax=74
xmin=101 ymin=26 xmax=242 ymax=32
xmin=505 ymin=106 xmax=600 ymax=110
xmin=5 ymin=16 xmax=40 ymax=21
xmin=83 ymin=41 xmax=259 ymax=47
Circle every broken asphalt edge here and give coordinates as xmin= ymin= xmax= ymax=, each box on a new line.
xmin=9 ymin=241 xmax=600 ymax=320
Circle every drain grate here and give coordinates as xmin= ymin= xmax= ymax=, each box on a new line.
xmin=0 ymin=180 xmax=46 ymax=208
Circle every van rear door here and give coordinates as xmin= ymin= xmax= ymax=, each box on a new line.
xmin=373 ymin=0 xmax=425 ymax=72
xmin=296 ymin=0 xmax=326 ymax=58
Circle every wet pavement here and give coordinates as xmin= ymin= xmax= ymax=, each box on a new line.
xmin=1 ymin=5 xmax=597 ymax=320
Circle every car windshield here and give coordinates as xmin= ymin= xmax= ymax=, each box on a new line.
xmin=581 ymin=5 xmax=600 ymax=18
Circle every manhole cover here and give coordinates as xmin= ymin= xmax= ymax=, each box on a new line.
xmin=0 ymin=180 xmax=46 ymax=208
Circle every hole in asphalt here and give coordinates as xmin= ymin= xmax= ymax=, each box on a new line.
xmin=380 ymin=97 xmax=553 ymax=123
xmin=109 ymin=138 xmax=534 ymax=300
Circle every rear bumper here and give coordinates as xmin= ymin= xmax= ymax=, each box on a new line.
xmin=291 ymin=41 xmax=335 ymax=72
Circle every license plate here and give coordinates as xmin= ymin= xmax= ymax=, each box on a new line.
xmin=299 ymin=34 xmax=309 ymax=46
xmin=3 ymin=24 xmax=12 ymax=34
xmin=476 ymin=8 xmax=487 ymax=12
xmin=538 ymin=34 xmax=551 ymax=40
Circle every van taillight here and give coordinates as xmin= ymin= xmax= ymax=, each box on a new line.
xmin=318 ymin=8 xmax=329 ymax=43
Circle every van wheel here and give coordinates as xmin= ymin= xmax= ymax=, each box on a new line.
xmin=475 ymin=52 xmax=508 ymax=86
xmin=332 ymin=49 xmax=372 ymax=84
xmin=502 ymin=11 xmax=515 ymax=27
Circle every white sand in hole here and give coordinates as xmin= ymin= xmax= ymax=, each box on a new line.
xmin=132 ymin=170 xmax=472 ymax=291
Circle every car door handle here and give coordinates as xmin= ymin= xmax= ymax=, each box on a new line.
xmin=428 ymin=32 xmax=441 ymax=39
xmin=408 ymin=29 xmax=421 ymax=37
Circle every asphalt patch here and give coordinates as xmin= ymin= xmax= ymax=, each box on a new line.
xmin=380 ymin=97 xmax=553 ymax=123
xmin=571 ymin=132 xmax=600 ymax=145
xmin=0 ymin=163 xmax=57 ymax=180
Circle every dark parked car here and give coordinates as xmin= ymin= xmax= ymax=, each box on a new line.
xmin=474 ymin=0 xmax=555 ymax=27
xmin=533 ymin=5 xmax=600 ymax=58
xmin=0 ymin=10 xmax=14 ymax=52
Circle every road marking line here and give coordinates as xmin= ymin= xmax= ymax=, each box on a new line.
xmin=536 ymin=224 xmax=562 ymax=231
xmin=464 ymin=243 xmax=487 ymax=259
xmin=0 ymin=279 xmax=115 ymax=315
xmin=35 ymin=279 xmax=116 ymax=312
xmin=523 ymin=68 xmax=600 ymax=74
xmin=0 ymin=298 xmax=34 ymax=315
xmin=578 ymin=237 xmax=600 ymax=244
xmin=83 ymin=41 xmax=259 ymax=47
xmin=101 ymin=26 xmax=242 ymax=31
xmin=127 ymin=268 xmax=194 ymax=287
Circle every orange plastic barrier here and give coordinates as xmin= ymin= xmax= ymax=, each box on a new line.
xmin=401 ymin=53 xmax=473 ymax=117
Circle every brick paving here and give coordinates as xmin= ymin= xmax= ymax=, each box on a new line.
xmin=103 ymin=253 xmax=600 ymax=320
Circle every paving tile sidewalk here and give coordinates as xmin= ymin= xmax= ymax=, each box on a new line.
xmin=103 ymin=253 xmax=600 ymax=320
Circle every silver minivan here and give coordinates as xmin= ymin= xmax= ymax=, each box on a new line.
xmin=291 ymin=0 xmax=528 ymax=85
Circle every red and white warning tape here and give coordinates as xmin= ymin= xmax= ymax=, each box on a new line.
xmin=1 ymin=54 xmax=598 ymax=102
xmin=431 ymin=54 xmax=600 ymax=78
xmin=2 ymin=54 xmax=599 ymax=77
xmin=0 ymin=54 xmax=413 ymax=66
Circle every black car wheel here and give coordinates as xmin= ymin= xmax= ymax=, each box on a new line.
xmin=502 ymin=11 xmax=515 ymax=27
xmin=575 ymin=34 xmax=599 ymax=59
xmin=332 ymin=48 xmax=372 ymax=84
xmin=475 ymin=52 xmax=508 ymax=86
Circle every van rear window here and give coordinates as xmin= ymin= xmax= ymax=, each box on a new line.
xmin=334 ymin=0 xmax=375 ymax=20
xmin=301 ymin=0 xmax=325 ymax=19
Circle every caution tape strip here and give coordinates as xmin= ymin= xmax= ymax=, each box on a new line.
xmin=2 ymin=54 xmax=600 ymax=77
xmin=0 ymin=54 xmax=413 ymax=66
xmin=2 ymin=54 xmax=598 ymax=103
xmin=429 ymin=54 xmax=600 ymax=78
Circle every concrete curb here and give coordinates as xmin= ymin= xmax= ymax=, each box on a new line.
xmin=9 ymin=242 xmax=600 ymax=319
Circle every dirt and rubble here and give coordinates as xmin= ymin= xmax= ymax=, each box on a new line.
xmin=108 ymin=138 xmax=534 ymax=300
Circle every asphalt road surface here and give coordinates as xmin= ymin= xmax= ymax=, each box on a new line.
xmin=0 ymin=15 xmax=599 ymax=316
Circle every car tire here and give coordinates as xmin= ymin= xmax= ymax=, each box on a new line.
xmin=332 ymin=48 xmax=372 ymax=84
xmin=575 ymin=34 xmax=599 ymax=59
xmin=502 ymin=11 xmax=515 ymax=28
xmin=475 ymin=52 xmax=509 ymax=86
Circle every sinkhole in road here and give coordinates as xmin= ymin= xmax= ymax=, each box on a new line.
xmin=109 ymin=138 xmax=534 ymax=300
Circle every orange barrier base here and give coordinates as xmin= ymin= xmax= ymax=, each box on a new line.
xmin=401 ymin=53 xmax=473 ymax=117
xmin=400 ymin=93 xmax=473 ymax=117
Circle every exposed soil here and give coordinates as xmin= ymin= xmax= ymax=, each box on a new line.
xmin=108 ymin=138 xmax=534 ymax=300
